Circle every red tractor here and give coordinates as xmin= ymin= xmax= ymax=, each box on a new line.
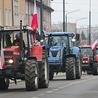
xmin=91 ymin=39 xmax=98 ymax=75
xmin=0 ymin=21 xmax=49 ymax=90
xmin=79 ymin=45 xmax=93 ymax=74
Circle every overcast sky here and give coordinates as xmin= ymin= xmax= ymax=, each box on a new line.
xmin=51 ymin=0 xmax=98 ymax=28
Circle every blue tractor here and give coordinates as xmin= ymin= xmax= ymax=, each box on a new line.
xmin=46 ymin=32 xmax=81 ymax=80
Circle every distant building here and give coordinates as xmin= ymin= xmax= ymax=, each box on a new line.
xmin=0 ymin=0 xmax=53 ymax=32
xmin=51 ymin=22 xmax=76 ymax=33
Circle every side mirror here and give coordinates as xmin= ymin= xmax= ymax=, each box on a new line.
xmin=36 ymin=33 xmax=41 ymax=41
xmin=76 ymin=34 xmax=80 ymax=41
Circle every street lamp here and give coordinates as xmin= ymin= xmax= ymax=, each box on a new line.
xmin=63 ymin=0 xmax=65 ymax=32
xmin=88 ymin=0 xmax=91 ymax=45
xmin=65 ymin=9 xmax=80 ymax=32
xmin=76 ymin=17 xmax=88 ymax=33
xmin=40 ymin=0 xmax=43 ymax=40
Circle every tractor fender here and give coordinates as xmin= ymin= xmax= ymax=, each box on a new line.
xmin=27 ymin=56 xmax=37 ymax=60
xmin=71 ymin=46 xmax=80 ymax=58
xmin=66 ymin=54 xmax=76 ymax=58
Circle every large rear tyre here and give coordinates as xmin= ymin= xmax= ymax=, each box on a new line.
xmin=76 ymin=59 xmax=81 ymax=79
xmin=0 ymin=78 xmax=9 ymax=90
xmin=38 ymin=51 xmax=49 ymax=88
xmin=66 ymin=57 xmax=76 ymax=80
xmin=25 ymin=59 xmax=39 ymax=91
xmin=93 ymin=63 xmax=98 ymax=75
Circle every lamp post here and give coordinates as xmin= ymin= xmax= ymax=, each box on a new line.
xmin=88 ymin=0 xmax=91 ymax=45
xmin=76 ymin=17 xmax=88 ymax=34
xmin=65 ymin=9 xmax=80 ymax=32
xmin=40 ymin=0 xmax=43 ymax=40
xmin=63 ymin=0 xmax=65 ymax=32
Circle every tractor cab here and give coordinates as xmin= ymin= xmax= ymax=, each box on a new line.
xmin=0 ymin=25 xmax=33 ymax=59
xmin=0 ymin=22 xmax=49 ymax=91
xmin=46 ymin=32 xmax=81 ymax=80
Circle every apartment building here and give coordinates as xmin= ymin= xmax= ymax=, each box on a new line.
xmin=0 ymin=0 xmax=53 ymax=32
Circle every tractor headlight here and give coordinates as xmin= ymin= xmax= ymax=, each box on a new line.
xmin=56 ymin=51 xmax=61 ymax=57
xmin=8 ymin=59 xmax=13 ymax=64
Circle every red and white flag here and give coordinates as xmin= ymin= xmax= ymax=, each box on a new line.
xmin=0 ymin=38 xmax=5 ymax=69
xmin=31 ymin=0 xmax=38 ymax=30
xmin=91 ymin=39 xmax=98 ymax=51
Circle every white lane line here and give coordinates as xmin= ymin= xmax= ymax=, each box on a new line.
xmin=58 ymin=86 xmax=65 ymax=89
xmin=46 ymin=91 xmax=53 ymax=93
xmin=53 ymin=89 xmax=59 ymax=91
xmin=30 ymin=97 xmax=37 ymax=98
xmin=38 ymin=94 xmax=44 ymax=96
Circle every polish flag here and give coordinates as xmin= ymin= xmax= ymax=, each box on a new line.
xmin=91 ymin=39 xmax=98 ymax=51
xmin=31 ymin=0 xmax=38 ymax=31
xmin=0 ymin=38 xmax=5 ymax=69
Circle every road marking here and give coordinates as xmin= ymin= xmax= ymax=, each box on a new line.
xmin=30 ymin=97 xmax=37 ymax=98
xmin=38 ymin=94 xmax=44 ymax=96
xmin=46 ymin=91 xmax=53 ymax=93
xmin=53 ymin=89 xmax=59 ymax=91
xmin=58 ymin=86 xmax=65 ymax=89
xmin=85 ymin=91 xmax=98 ymax=93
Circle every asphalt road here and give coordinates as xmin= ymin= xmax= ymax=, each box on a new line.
xmin=0 ymin=73 xmax=98 ymax=98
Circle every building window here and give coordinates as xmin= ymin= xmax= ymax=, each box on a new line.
xmin=14 ymin=5 xmax=18 ymax=16
xmin=8 ymin=9 xmax=12 ymax=26
xmin=0 ymin=9 xmax=2 ymax=25
xmin=5 ymin=9 xmax=8 ymax=26
xmin=26 ymin=1 xmax=28 ymax=14
xmin=19 ymin=12 xmax=21 ymax=24
xmin=14 ymin=0 xmax=18 ymax=2
xmin=22 ymin=13 xmax=24 ymax=25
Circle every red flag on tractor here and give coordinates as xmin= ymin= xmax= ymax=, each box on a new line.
xmin=0 ymin=38 xmax=5 ymax=69
xmin=91 ymin=39 xmax=98 ymax=51
xmin=31 ymin=0 xmax=38 ymax=30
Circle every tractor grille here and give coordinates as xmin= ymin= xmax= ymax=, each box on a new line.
xmin=83 ymin=58 xmax=88 ymax=61
xmin=51 ymin=51 xmax=58 ymax=57
xmin=4 ymin=51 xmax=13 ymax=58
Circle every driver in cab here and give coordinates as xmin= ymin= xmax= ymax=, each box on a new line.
xmin=13 ymin=33 xmax=25 ymax=48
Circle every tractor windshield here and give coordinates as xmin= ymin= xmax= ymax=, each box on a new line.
xmin=95 ymin=48 xmax=98 ymax=54
xmin=48 ymin=35 xmax=67 ymax=47
xmin=0 ymin=31 xmax=27 ymax=48
xmin=80 ymin=47 xmax=93 ymax=56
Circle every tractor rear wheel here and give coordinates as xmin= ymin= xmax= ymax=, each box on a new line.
xmin=93 ymin=63 xmax=98 ymax=75
xmin=25 ymin=59 xmax=39 ymax=91
xmin=0 ymin=78 xmax=9 ymax=90
xmin=66 ymin=57 xmax=76 ymax=80
xmin=38 ymin=51 xmax=49 ymax=88
xmin=76 ymin=59 xmax=81 ymax=79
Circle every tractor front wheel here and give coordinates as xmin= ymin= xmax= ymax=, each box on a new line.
xmin=76 ymin=59 xmax=81 ymax=79
xmin=38 ymin=51 xmax=49 ymax=88
xmin=66 ymin=57 xmax=76 ymax=80
xmin=25 ymin=59 xmax=39 ymax=91
xmin=93 ymin=63 xmax=98 ymax=75
xmin=49 ymin=65 xmax=54 ymax=80
xmin=0 ymin=78 xmax=9 ymax=90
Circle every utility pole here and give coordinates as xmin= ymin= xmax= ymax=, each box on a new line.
xmin=88 ymin=0 xmax=91 ymax=45
xmin=12 ymin=0 xmax=14 ymax=26
xmin=40 ymin=0 xmax=43 ymax=40
xmin=28 ymin=0 xmax=30 ymax=25
xmin=63 ymin=0 xmax=65 ymax=32
xmin=12 ymin=0 xmax=14 ymax=40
